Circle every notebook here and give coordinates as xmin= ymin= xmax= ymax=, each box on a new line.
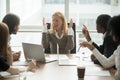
xmin=13 ymin=43 xmax=57 ymax=66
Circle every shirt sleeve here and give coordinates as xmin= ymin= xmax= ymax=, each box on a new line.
xmin=92 ymin=48 xmax=115 ymax=68
xmin=0 ymin=57 xmax=10 ymax=71
xmin=68 ymin=28 xmax=74 ymax=36
xmin=42 ymin=32 xmax=50 ymax=49
xmin=42 ymin=24 xmax=48 ymax=32
xmin=88 ymin=40 xmax=93 ymax=44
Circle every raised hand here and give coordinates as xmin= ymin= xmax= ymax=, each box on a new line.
xmin=42 ymin=17 xmax=46 ymax=26
xmin=80 ymin=41 xmax=94 ymax=50
xmin=42 ymin=17 xmax=48 ymax=32
xmin=82 ymin=25 xmax=91 ymax=41
xmin=69 ymin=19 xmax=73 ymax=28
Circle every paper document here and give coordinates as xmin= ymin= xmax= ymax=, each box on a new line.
xmin=58 ymin=59 xmax=77 ymax=66
xmin=0 ymin=72 xmax=18 ymax=78
xmin=0 ymin=71 xmax=34 ymax=78
xmin=13 ymin=61 xmax=29 ymax=66
xmin=56 ymin=44 xmax=77 ymax=66
xmin=85 ymin=69 xmax=111 ymax=76
xmin=47 ymin=55 xmax=68 ymax=60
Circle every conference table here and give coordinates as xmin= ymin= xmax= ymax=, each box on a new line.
xmin=0 ymin=54 xmax=115 ymax=80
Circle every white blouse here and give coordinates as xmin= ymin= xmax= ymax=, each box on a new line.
xmin=92 ymin=45 xmax=120 ymax=80
xmin=42 ymin=24 xmax=74 ymax=39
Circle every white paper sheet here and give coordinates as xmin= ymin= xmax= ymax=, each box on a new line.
xmin=85 ymin=68 xmax=111 ymax=76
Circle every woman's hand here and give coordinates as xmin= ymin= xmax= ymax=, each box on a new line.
xmin=7 ymin=67 xmax=20 ymax=75
xmin=80 ymin=41 xmax=95 ymax=50
xmin=27 ymin=59 xmax=36 ymax=72
xmin=42 ymin=17 xmax=46 ymax=26
xmin=91 ymin=54 xmax=96 ymax=61
xmin=13 ymin=51 xmax=21 ymax=61
xmin=42 ymin=17 xmax=48 ymax=32
xmin=69 ymin=19 xmax=73 ymax=28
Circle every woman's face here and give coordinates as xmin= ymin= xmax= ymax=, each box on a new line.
xmin=52 ymin=15 xmax=63 ymax=31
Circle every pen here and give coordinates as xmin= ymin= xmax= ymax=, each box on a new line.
xmin=77 ymin=46 xmax=81 ymax=52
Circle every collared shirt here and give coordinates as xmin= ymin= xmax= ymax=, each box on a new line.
xmin=102 ymin=32 xmax=107 ymax=40
xmin=55 ymin=30 xmax=64 ymax=39
xmin=55 ymin=28 xmax=74 ymax=39
xmin=43 ymin=25 xmax=74 ymax=39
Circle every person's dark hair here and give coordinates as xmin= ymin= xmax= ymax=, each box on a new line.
xmin=96 ymin=14 xmax=111 ymax=31
xmin=109 ymin=15 xmax=120 ymax=43
xmin=2 ymin=13 xmax=20 ymax=34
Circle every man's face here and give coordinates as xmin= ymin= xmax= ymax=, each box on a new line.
xmin=12 ymin=25 xmax=19 ymax=34
xmin=96 ymin=24 xmax=103 ymax=33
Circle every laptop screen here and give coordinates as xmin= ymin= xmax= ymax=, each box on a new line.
xmin=22 ymin=42 xmax=46 ymax=62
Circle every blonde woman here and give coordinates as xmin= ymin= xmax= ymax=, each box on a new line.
xmin=42 ymin=12 xmax=74 ymax=54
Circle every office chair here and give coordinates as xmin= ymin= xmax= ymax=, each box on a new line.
xmin=44 ymin=23 xmax=76 ymax=54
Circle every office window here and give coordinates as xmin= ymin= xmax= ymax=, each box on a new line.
xmin=10 ymin=0 xmax=43 ymax=27
xmin=78 ymin=18 xmax=95 ymax=30
xmin=42 ymin=0 xmax=65 ymax=21
xmin=79 ymin=0 xmax=111 ymax=4
xmin=45 ymin=0 xmax=64 ymax=4
xmin=69 ymin=0 xmax=120 ymax=30
xmin=69 ymin=0 xmax=77 ymax=4
xmin=3 ymin=0 xmax=120 ymax=47
xmin=10 ymin=0 xmax=65 ymax=29
xmin=1 ymin=0 xmax=120 ymax=30
xmin=0 ymin=0 xmax=6 ymax=21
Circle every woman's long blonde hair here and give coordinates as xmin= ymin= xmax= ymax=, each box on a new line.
xmin=0 ymin=22 xmax=9 ymax=56
xmin=50 ymin=12 xmax=68 ymax=35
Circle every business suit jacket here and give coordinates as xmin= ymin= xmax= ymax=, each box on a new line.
xmin=92 ymin=31 xmax=119 ymax=64
xmin=42 ymin=32 xmax=74 ymax=54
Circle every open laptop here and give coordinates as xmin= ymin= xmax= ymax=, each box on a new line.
xmin=22 ymin=42 xmax=57 ymax=62
xmin=13 ymin=43 xmax=57 ymax=66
